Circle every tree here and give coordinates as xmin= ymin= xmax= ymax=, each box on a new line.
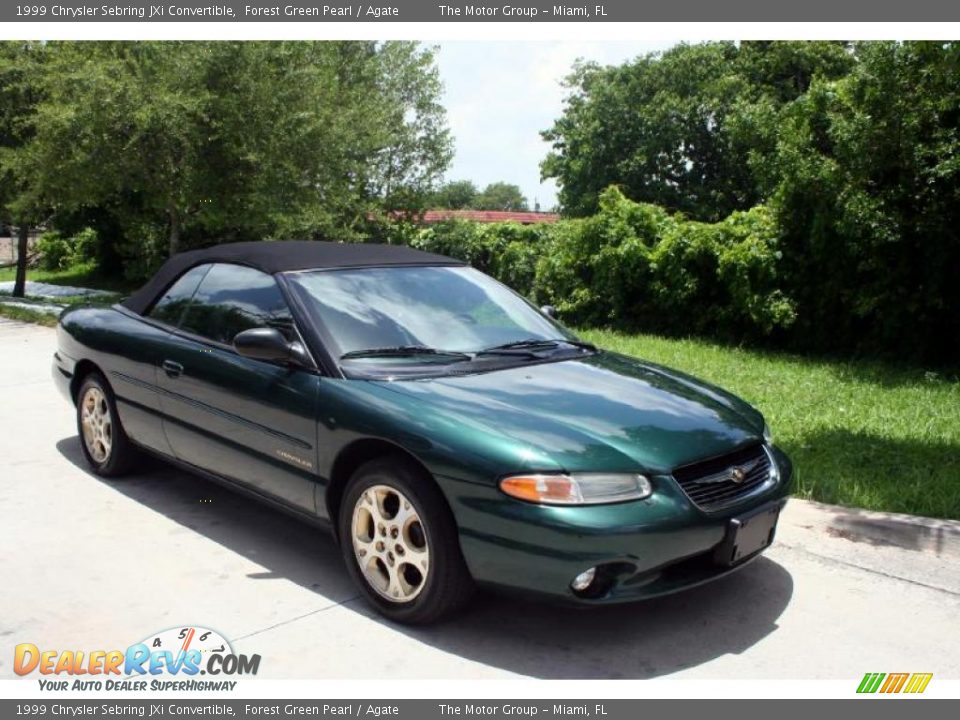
xmin=430 ymin=180 xmax=478 ymax=209
xmin=769 ymin=41 xmax=960 ymax=361
xmin=428 ymin=179 xmax=528 ymax=211
xmin=18 ymin=41 xmax=451 ymax=277
xmin=541 ymin=41 xmax=853 ymax=220
xmin=364 ymin=42 xmax=452 ymax=216
xmin=475 ymin=182 xmax=528 ymax=211
xmin=0 ymin=42 xmax=47 ymax=297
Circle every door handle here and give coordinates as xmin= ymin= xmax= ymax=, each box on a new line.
xmin=161 ymin=360 xmax=184 ymax=378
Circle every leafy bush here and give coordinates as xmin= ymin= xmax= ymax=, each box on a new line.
xmin=383 ymin=187 xmax=796 ymax=343
xmin=36 ymin=228 xmax=98 ymax=271
xmin=533 ymin=188 xmax=795 ymax=339
xmin=36 ymin=232 xmax=70 ymax=271
xmin=403 ymin=218 xmax=550 ymax=294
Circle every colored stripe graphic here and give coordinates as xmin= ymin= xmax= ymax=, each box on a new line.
xmin=881 ymin=673 xmax=909 ymax=693
xmin=904 ymin=673 xmax=933 ymax=694
xmin=857 ymin=672 xmax=932 ymax=694
xmin=857 ymin=673 xmax=885 ymax=693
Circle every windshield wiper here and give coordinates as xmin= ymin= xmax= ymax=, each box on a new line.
xmin=558 ymin=339 xmax=598 ymax=352
xmin=342 ymin=338 xmax=598 ymax=363
xmin=476 ymin=338 xmax=597 ymax=358
xmin=340 ymin=345 xmax=471 ymax=362
xmin=475 ymin=339 xmax=559 ymax=357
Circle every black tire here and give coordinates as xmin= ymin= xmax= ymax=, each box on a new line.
xmin=338 ymin=455 xmax=475 ymax=625
xmin=75 ymin=371 xmax=138 ymax=477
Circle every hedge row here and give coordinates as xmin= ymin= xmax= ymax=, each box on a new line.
xmin=382 ymin=187 xmax=796 ymax=343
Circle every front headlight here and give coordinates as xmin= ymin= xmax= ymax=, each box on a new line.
xmin=499 ymin=472 xmax=652 ymax=505
xmin=763 ymin=421 xmax=773 ymax=445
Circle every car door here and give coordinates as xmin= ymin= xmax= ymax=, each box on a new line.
xmin=115 ymin=263 xmax=214 ymax=457
xmin=154 ymin=262 xmax=321 ymax=514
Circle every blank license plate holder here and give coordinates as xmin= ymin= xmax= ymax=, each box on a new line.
xmin=713 ymin=502 xmax=781 ymax=566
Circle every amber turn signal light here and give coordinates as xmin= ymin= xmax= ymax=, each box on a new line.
xmin=500 ymin=473 xmax=652 ymax=505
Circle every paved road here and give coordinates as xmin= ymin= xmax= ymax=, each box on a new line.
xmin=1 ymin=318 xmax=957 ymax=679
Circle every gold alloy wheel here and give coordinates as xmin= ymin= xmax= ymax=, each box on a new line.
xmin=351 ymin=484 xmax=430 ymax=602
xmin=80 ymin=386 xmax=112 ymax=464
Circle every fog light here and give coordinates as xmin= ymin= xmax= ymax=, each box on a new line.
xmin=571 ymin=567 xmax=596 ymax=592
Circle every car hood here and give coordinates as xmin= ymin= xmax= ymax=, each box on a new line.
xmin=374 ymin=351 xmax=764 ymax=474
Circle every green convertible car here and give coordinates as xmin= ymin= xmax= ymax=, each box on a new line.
xmin=54 ymin=241 xmax=792 ymax=624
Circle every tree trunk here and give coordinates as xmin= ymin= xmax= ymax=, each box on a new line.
xmin=168 ymin=210 xmax=181 ymax=257
xmin=12 ymin=223 xmax=29 ymax=298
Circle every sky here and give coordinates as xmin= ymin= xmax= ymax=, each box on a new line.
xmin=435 ymin=41 xmax=680 ymax=211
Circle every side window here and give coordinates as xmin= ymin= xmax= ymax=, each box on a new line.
xmin=147 ymin=264 xmax=211 ymax=326
xmin=178 ymin=264 xmax=295 ymax=345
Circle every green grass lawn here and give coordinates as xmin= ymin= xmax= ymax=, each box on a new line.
xmin=0 ymin=262 xmax=137 ymax=295
xmin=0 ymin=264 xmax=126 ymax=317
xmin=0 ymin=261 xmax=131 ymax=324
xmin=581 ymin=329 xmax=960 ymax=520
xmin=0 ymin=304 xmax=59 ymax=326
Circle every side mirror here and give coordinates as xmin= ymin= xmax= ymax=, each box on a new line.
xmin=233 ymin=328 xmax=309 ymax=366
xmin=540 ymin=305 xmax=558 ymax=319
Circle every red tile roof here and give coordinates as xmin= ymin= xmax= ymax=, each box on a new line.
xmin=419 ymin=210 xmax=560 ymax=225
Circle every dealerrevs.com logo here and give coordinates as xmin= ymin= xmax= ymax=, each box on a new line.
xmin=14 ymin=626 xmax=260 ymax=691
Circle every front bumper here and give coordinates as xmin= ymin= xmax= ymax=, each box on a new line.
xmin=439 ymin=446 xmax=792 ymax=604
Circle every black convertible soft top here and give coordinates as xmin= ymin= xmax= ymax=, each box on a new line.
xmin=122 ymin=240 xmax=464 ymax=315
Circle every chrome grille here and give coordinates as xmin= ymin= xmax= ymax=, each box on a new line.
xmin=672 ymin=443 xmax=775 ymax=512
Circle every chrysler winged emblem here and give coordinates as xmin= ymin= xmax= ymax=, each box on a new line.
xmin=692 ymin=457 xmax=761 ymax=485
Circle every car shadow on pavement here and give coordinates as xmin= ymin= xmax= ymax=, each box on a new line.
xmin=57 ymin=437 xmax=794 ymax=679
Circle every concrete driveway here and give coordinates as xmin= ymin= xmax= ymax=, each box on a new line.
xmin=1 ymin=318 xmax=958 ymax=679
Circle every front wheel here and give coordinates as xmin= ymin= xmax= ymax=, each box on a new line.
xmin=76 ymin=372 xmax=138 ymax=477
xmin=339 ymin=456 xmax=474 ymax=624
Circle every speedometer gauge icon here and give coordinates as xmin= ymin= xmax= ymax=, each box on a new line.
xmin=139 ymin=626 xmax=233 ymax=656
xmin=121 ymin=625 xmax=234 ymax=678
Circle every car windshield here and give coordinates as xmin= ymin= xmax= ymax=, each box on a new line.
xmin=286 ymin=265 xmax=576 ymax=361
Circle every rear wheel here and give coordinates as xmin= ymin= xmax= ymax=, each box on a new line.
xmin=339 ymin=456 xmax=474 ymax=624
xmin=76 ymin=372 xmax=138 ymax=477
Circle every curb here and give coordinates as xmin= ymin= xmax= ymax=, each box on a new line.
xmin=0 ymin=298 xmax=65 ymax=316
xmin=784 ymin=498 xmax=960 ymax=559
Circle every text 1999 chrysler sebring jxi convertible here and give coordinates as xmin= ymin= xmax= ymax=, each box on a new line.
xmin=53 ymin=241 xmax=791 ymax=624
